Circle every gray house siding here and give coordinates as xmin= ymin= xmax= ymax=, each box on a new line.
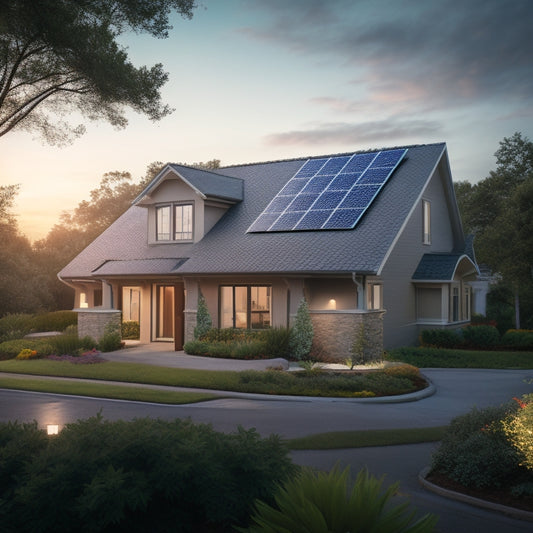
xmin=380 ymin=164 xmax=458 ymax=348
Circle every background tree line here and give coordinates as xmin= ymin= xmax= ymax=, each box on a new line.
xmin=0 ymin=159 xmax=220 ymax=316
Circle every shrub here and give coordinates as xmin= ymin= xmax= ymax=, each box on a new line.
xmin=0 ymin=338 xmax=55 ymax=359
xmin=289 ymin=299 xmax=314 ymax=360
xmin=262 ymin=327 xmax=291 ymax=358
xmin=121 ymin=320 xmax=140 ymax=340
xmin=238 ymin=465 xmax=437 ymax=533
xmin=98 ymin=322 xmax=122 ymax=352
xmin=431 ymin=403 xmax=522 ymax=488
xmin=461 ymin=324 xmax=500 ymax=348
xmin=419 ymin=328 xmax=460 ymax=348
xmin=31 ymin=311 xmax=77 ymax=333
xmin=15 ymin=348 xmax=39 ymax=360
xmin=50 ymin=334 xmax=97 ymax=356
xmin=502 ymin=394 xmax=533 ymax=470
xmin=502 ymin=329 xmax=533 ymax=349
xmin=0 ymin=313 xmax=34 ymax=342
xmin=194 ymin=292 xmax=212 ymax=339
xmin=0 ymin=416 xmax=296 ymax=533
xmin=383 ymin=363 xmax=421 ymax=380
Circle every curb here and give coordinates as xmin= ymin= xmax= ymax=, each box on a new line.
xmin=419 ymin=466 xmax=533 ymax=522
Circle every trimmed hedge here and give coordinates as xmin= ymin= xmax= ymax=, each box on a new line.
xmin=0 ymin=416 xmax=296 ymax=533
xmin=501 ymin=330 xmax=533 ymax=349
xmin=420 ymin=325 xmax=501 ymax=349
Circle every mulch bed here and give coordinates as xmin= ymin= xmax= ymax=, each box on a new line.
xmin=426 ymin=471 xmax=533 ymax=513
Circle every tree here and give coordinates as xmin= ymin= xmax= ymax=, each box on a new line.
xmin=0 ymin=0 xmax=196 ymax=144
xmin=289 ymin=298 xmax=314 ymax=360
xmin=455 ymin=132 xmax=533 ymax=328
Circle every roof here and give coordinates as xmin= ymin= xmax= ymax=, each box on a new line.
xmin=412 ymin=253 xmax=479 ymax=281
xmin=59 ymin=142 xmax=457 ymax=280
xmin=92 ymin=258 xmax=188 ymax=277
xmin=133 ymin=164 xmax=243 ymax=204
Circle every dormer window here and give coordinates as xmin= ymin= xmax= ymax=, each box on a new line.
xmin=156 ymin=203 xmax=193 ymax=241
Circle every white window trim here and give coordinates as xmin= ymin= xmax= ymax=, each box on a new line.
xmin=423 ymin=199 xmax=431 ymax=245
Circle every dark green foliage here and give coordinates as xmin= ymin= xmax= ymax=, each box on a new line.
xmin=0 ymin=416 xmax=295 ymax=533
xmin=289 ymin=299 xmax=314 ymax=360
xmin=502 ymin=329 xmax=533 ymax=349
xmin=98 ymin=322 xmax=122 ymax=352
xmin=385 ymin=346 xmax=533 ymax=369
xmin=194 ymin=292 xmax=212 ymax=339
xmin=461 ymin=325 xmax=500 ymax=347
xmin=186 ymin=327 xmax=292 ymax=359
xmin=239 ymin=465 xmax=437 ymax=533
xmin=0 ymin=313 xmax=34 ymax=342
xmin=121 ymin=321 xmax=140 ymax=340
xmin=431 ymin=404 xmax=523 ymax=489
xmin=0 ymin=338 xmax=55 ymax=359
xmin=419 ymin=329 xmax=460 ymax=349
xmin=31 ymin=311 xmax=77 ymax=333
xmin=50 ymin=334 xmax=98 ymax=356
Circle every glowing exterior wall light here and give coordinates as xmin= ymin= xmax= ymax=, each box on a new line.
xmin=328 ymin=299 xmax=337 ymax=310
xmin=47 ymin=424 xmax=59 ymax=435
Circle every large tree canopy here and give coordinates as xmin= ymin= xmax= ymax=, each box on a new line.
xmin=0 ymin=0 xmax=195 ymax=144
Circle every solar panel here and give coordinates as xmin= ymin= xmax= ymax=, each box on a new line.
xmin=247 ymin=148 xmax=407 ymax=233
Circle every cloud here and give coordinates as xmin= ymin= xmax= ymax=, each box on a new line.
xmin=241 ymin=0 xmax=533 ymax=110
xmin=264 ymin=118 xmax=442 ymax=146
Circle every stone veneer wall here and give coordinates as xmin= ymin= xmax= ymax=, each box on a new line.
xmin=184 ymin=310 xmax=197 ymax=344
xmin=77 ymin=309 xmax=122 ymax=342
xmin=309 ymin=310 xmax=385 ymax=362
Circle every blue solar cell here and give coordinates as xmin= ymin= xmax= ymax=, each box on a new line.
xmin=370 ymin=149 xmax=405 ymax=168
xmin=294 ymin=209 xmax=332 ymax=230
xmin=295 ymin=158 xmax=328 ymax=177
xmin=317 ymin=156 xmax=351 ymax=175
xmin=287 ymin=193 xmax=319 ymax=211
xmin=247 ymin=212 xmax=280 ymax=232
xmin=301 ymin=175 xmax=335 ymax=194
xmin=313 ymin=190 xmax=347 ymax=210
xmin=247 ymin=149 xmax=407 ymax=233
xmin=269 ymin=211 xmax=305 ymax=231
xmin=279 ymin=178 xmax=310 ymax=195
xmin=357 ymin=167 xmax=390 ymax=185
xmin=339 ymin=185 xmax=380 ymax=209
xmin=343 ymin=153 xmax=376 ymax=173
xmin=263 ymin=195 xmax=295 ymax=213
xmin=327 ymin=172 xmax=361 ymax=191
xmin=322 ymin=208 xmax=364 ymax=229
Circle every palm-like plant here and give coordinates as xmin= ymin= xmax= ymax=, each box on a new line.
xmin=239 ymin=466 xmax=437 ymax=533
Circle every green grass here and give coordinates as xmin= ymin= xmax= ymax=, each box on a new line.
xmin=287 ymin=426 xmax=448 ymax=450
xmin=386 ymin=347 xmax=533 ymax=368
xmin=0 ymin=359 xmax=426 ymax=397
xmin=0 ymin=375 xmax=219 ymax=404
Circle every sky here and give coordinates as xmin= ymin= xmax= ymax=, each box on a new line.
xmin=2 ymin=0 xmax=532 ymax=241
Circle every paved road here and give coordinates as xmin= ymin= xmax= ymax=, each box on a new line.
xmin=1 ymin=367 xmax=532 ymax=532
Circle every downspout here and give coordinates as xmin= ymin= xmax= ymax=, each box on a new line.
xmin=352 ymin=273 xmax=366 ymax=310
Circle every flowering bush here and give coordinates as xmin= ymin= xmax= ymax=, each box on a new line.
xmin=502 ymin=395 xmax=533 ymax=470
xmin=46 ymin=349 xmax=106 ymax=364
xmin=16 ymin=348 xmax=39 ymax=360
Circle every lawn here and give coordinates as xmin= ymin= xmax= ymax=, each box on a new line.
xmin=386 ymin=347 xmax=533 ymax=368
xmin=0 ymin=358 xmax=426 ymax=398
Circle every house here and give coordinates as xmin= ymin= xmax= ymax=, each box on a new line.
xmin=58 ymin=143 xmax=480 ymax=360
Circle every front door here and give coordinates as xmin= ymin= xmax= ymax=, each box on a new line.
xmin=154 ymin=283 xmax=185 ymax=349
xmin=156 ymin=285 xmax=174 ymax=340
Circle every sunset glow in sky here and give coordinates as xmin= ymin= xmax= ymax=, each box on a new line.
xmin=2 ymin=0 xmax=532 ymax=241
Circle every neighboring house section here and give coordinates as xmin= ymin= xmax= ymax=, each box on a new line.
xmin=58 ymin=143 xmax=480 ymax=359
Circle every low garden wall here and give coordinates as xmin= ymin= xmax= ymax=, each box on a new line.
xmin=76 ymin=309 xmax=122 ymax=342
xmin=309 ymin=310 xmax=384 ymax=362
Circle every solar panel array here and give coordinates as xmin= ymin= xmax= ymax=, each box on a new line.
xmin=247 ymin=148 xmax=407 ymax=233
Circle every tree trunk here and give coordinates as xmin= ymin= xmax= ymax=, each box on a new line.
xmin=514 ymin=290 xmax=520 ymax=330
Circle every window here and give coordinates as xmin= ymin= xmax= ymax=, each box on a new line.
xmin=367 ymin=284 xmax=382 ymax=310
xmin=156 ymin=204 xmax=193 ymax=241
xmin=220 ymin=286 xmax=271 ymax=329
xmin=423 ymin=199 xmax=431 ymax=244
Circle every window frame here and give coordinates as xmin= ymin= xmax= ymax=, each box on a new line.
xmin=219 ymin=285 xmax=271 ymax=329
xmin=155 ymin=202 xmax=194 ymax=242
xmin=422 ymin=199 xmax=431 ymax=245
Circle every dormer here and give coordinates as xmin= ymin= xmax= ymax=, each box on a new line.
xmin=133 ymin=164 xmax=243 ymax=244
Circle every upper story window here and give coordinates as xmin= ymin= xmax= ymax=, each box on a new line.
xmin=423 ymin=199 xmax=431 ymax=245
xmin=156 ymin=203 xmax=193 ymax=241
